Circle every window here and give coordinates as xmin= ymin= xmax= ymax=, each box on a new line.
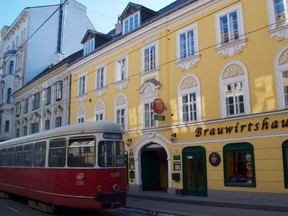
xmin=31 ymin=122 xmax=39 ymax=134
xmin=14 ymin=146 xmax=23 ymax=166
xmin=49 ymin=139 xmax=66 ymax=167
xmin=115 ymin=56 xmax=128 ymax=81
xmin=220 ymin=61 xmax=250 ymax=117
xmin=275 ymin=46 xmax=288 ymax=109
xmin=177 ymin=23 xmax=199 ymax=60
xmin=6 ymin=88 xmax=12 ymax=103
xmin=32 ymin=92 xmax=40 ymax=110
xmin=115 ymin=95 xmax=127 ymax=131
xmin=96 ymin=66 xmax=105 ymax=89
xmin=273 ymin=0 xmax=288 ymax=26
xmin=55 ymin=81 xmax=63 ymax=101
xmin=9 ymin=61 xmax=14 ymax=74
xmin=0 ymin=149 xmax=7 ymax=166
xmin=15 ymin=128 xmax=20 ymax=137
xmin=23 ymin=144 xmax=33 ymax=167
xmin=144 ymin=44 xmax=157 ymax=72
xmin=223 ymin=143 xmax=256 ymax=187
xmin=283 ymin=140 xmax=288 ymax=188
xmin=77 ymin=106 xmax=86 ymax=123
xmin=15 ymin=102 xmax=21 ymax=117
xmin=6 ymin=147 xmax=14 ymax=166
xmin=215 ymin=5 xmax=246 ymax=57
xmin=116 ymin=109 xmax=125 ymax=130
xmin=55 ymin=117 xmax=62 ymax=128
xmin=78 ymin=74 xmax=87 ymax=96
xmin=68 ymin=137 xmax=95 ymax=167
xmin=33 ymin=142 xmax=46 ymax=167
xmin=45 ymin=86 xmax=51 ymax=105
xmin=95 ymin=100 xmax=105 ymax=121
xmin=5 ymin=121 xmax=9 ymax=133
xmin=98 ymin=141 xmax=125 ymax=167
xmin=84 ymin=38 xmax=95 ymax=55
xmin=123 ymin=12 xmax=140 ymax=34
xmin=144 ymin=102 xmax=155 ymax=128
xmin=220 ymin=11 xmax=239 ymax=44
xmin=23 ymin=126 xmax=27 ymax=136
xmin=44 ymin=119 xmax=50 ymax=130
xmin=179 ymin=75 xmax=201 ymax=123
xmin=24 ymin=98 xmax=29 ymax=114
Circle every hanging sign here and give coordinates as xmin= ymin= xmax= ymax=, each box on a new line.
xmin=153 ymin=98 xmax=165 ymax=114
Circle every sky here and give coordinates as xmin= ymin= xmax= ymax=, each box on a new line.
xmin=0 ymin=0 xmax=176 ymax=33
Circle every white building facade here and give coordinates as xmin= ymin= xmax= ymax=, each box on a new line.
xmin=0 ymin=0 xmax=95 ymax=140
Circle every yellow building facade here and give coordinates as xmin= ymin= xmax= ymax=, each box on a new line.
xmin=69 ymin=0 xmax=288 ymax=199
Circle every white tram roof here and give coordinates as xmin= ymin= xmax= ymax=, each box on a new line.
xmin=0 ymin=121 xmax=123 ymax=148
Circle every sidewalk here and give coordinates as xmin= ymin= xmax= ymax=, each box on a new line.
xmin=127 ymin=190 xmax=288 ymax=213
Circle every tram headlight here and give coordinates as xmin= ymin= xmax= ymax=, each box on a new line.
xmin=112 ymin=184 xmax=120 ymax=192
xmin=96 ymin=185 xmax=103 ymax=194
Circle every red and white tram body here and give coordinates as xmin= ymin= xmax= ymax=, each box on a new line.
xmin=0 ymin=121 xmax=127 ymax=210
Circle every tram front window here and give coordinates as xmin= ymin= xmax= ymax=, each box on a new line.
xmin=98 ymin=141 xmax=125 ymax=167
xmin=68 ymin=137 xmax=95 ymax=167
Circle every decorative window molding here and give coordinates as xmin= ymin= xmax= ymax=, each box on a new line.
xmin=178 ymin=74 xmax=202 ymax=124
xmin=78 ymin=73 xmax=87 ymax=101
xmin=94 ymin=100 xmax=105 ymax=121
xmin=219 ymin=61 xmax=251 ymax=117
xmin=266 ymin=0 xmax=288 ymax=41
xmin=275 ymin=45 xmax=288 ymax=109
xmin=215 ymin=4 xmax=247 ymax=57
xmin=176 ymin=23 xmax=200 ymax=70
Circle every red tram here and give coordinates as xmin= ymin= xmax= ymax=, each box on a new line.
xmin=0 ymin=121 xmax=127 ymax=212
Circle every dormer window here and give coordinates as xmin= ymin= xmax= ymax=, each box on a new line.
xmin=123 ymin=12 xmax=140 ymax=34
xmin=84 ymin=38 xmax=95 ymax=55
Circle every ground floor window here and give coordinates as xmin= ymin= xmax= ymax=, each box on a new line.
xmin=283 ymin=140 xmax=288 ymax=188
xmin=223 ymin=143 xmax=255 ymax=187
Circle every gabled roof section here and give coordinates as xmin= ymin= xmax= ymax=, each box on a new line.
xmin=119 ymin=2 xmax=156 ymax=21
xmin=81 ymin=29 xmax=112 ymax=44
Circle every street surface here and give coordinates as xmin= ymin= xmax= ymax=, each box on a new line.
xmin=1 ymin=195 xmax=288 ymax=216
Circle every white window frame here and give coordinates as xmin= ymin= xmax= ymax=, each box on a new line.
xmin=114 ymin=94 xmax=128 ymax=131
xmin=84 ymin=38 xmax=95 ymax=55
xmin=275 ymin=45 xmax=288 ymax=109
xmin=266 ymin=0 xmax=288 ymax=40
xmin=123 ymin=12 xmax=140 ymax=34
xmin=78 ymin=73 xmax=87 ymax=96
xmin=215 ymin=4 xmax=246 ymax=57
xmin=94 ymin=100 xmax=105 ymax=121
xmin=142 ymin=41 xmax=158 ymax=73
xmin=220 ymin=61 xmax=251 ymax=117
xmin=115 ymin=55 xmax=128 ymax=82
xmin=77 ymin=106 xmax=86 ymax=124
xmin=143 ymin=100 xmax=156 ymax=129
xmin=95 ymin=65 xmax=107 ymax=96
xmin=178 ymin=74 xmax=202 ymax=124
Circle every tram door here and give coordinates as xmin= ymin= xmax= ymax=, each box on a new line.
xmin=182 ymin=147 xmax=207 ymax=196
xmin=141 ymin=145 xmax=168 ymax=191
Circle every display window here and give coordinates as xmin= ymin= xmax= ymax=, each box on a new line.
xmin=223 ymin=143 xmax=256 ymax=187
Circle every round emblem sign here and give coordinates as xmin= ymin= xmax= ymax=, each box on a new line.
xmin=153 ymin=98 xmax=165 ymax=114
xmin=209 ymin=152 xmax=221 ymax=166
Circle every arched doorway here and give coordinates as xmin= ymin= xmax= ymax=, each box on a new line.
xmin=141 ymin=143 xmax=168 ymax=191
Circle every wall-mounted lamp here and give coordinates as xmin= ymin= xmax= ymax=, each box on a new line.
xmin=171 ymin=133 xmax=176 ymax=143
xmin=126 ymin=138 xmax=132 ymax=147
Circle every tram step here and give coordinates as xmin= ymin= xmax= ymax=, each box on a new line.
xmin=28 ymin=200 xmax=55 ymax=214
xmin=0 ymin=191 xmax=10 ymax=199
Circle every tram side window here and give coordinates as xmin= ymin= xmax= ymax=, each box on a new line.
xmin=34 ymin=141 xmax=46 ymax=167
xmin=6 ymin=147 xmax=15 ymax=166
xmin=23 ymin=144 xmax=33 ymax=167
xmin=98 ymin=141 xmax=125 ymax=167
xmin=68 ymin=137 xmax=95 ymax=167
xmin=0 ymin=149 xmax=7 ymax=166
xmin=49 ymin=139 xmax=66 ymax=167
xmin=14 ymin=146 xmax=23 ymax=166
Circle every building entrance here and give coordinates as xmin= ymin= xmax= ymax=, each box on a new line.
xmin=141 ymin=144 xmax=168 ymax=191
xmin=182 ymin=146 xmax=207 ymax=196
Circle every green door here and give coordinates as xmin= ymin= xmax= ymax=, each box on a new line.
xmin=141 ymin=148 xmax=161 ymax=191
xmin=183 ymin=146 xmax=207 ymax=196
